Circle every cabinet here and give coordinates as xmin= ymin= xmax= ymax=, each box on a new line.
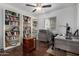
xmin=23 ymin=37 xmax=36 ymax=52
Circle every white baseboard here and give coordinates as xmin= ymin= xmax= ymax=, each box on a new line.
xmin=4 ymin=43 xmax=21 ymax=50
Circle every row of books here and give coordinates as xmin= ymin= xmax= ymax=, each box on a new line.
xmin=5 ymin=36 xmax=19 ymax=46
xmin=5 ymin=31 xmax=19 ymax=37
xmin=5 ymin=10 xmax=20 ymax=17
xmin=5 ymin=21 xmax=19 ymax=26
xmin=23 ymin=15 xmax=31 ymax=22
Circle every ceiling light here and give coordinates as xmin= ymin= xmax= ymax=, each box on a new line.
xmin=36 ymin=7 xmax=42 ymax=11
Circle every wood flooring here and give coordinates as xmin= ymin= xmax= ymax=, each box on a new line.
xmin=0 ymin=41 xmax=50 ymax=56
xmin=0 ymin=40 xmax=78 ymax=56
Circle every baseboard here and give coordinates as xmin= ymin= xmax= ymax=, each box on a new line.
xmin=4 ymin=43 xmax=21 ymax=50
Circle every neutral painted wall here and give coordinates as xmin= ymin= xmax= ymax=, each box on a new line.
xmin=38 ymin=5 xmax=77 ymax=35
xmin=0 ymin=8 xmax=3 ymax=49
xmin=77 ymin=4 xmax=79 ymax=29
xmin=38 ymin=18 xmax=45 ymax=29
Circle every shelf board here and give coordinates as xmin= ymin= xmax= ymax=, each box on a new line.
xmin=5 ymin=35 xmax=19 ymax=37
xmin=5 ymin=20 xmax=19 ymax=22
xmin=5 ymin=42 xmax=20 ymax=50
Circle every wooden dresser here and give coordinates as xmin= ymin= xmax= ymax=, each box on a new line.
xmin=23 ymin=37 xmax=36 ymax=52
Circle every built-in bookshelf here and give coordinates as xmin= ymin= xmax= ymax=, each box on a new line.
xmin=23 ymin=15 xmax=31 ymax=38
xmin=32 ymin=19 xmax=38 ymax=38
xmin=5 ymin=10 xmax=20 ymax=47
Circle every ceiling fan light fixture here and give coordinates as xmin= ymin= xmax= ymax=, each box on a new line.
xmin=25 ymin=3 xmax=52 ymax=13
xmin=36 ymin=7 xmax=42 ymax=11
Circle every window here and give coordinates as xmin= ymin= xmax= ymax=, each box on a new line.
xmin=50 ymin=17 xmax=56 ymax=30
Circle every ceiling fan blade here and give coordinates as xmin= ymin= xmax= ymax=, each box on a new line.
xmin=26 ymin=4 xmax=36 ymax=7
xmin=32 ymin=9 xmax=36 ymax=12
xmin=42 ymin=5 xmax=51 ymax=8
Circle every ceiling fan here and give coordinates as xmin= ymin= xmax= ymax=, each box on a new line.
xmin=25 ymin=3 xmax=52 ymax=12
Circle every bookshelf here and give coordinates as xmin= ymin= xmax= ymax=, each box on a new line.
xmin=5 ymin=10 xmax=20 ymax=49
xmin=23 ymin=15 xmax=31 ymax=38
xmin=0 ymin=9 xmax=37 ymax=50
xmin=23 ymin=17 xmax=36 ymax=51
xmin=32 ymin=19 xmax=38 ymax=39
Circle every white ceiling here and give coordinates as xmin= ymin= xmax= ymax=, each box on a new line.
xmin=6 ymin=3 xmax=76 ymax=16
